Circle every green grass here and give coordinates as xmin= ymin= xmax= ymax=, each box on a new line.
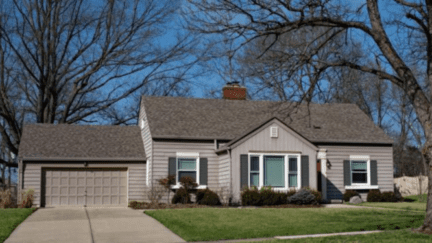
xmin=0 ymin=208 xmax=37 ymax=242
xmin=405 ymin=194 xmax=428 ymax=203
xmin=145 ymin=208 xmax=425 ymax=241
xmin=243 ymin=229 xmax=432 ymax=243
xmin=358 ymin=202 xmax=426 ymax=211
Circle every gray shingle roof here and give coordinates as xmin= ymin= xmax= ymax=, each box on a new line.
xmin=142 ymin=96 xmax=393 ymax=144
xmin=19 ymin=124 xmax=146 ymax=160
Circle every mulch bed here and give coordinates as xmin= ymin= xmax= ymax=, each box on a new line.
xmin=130 ymin=202 xmax=323 ymax=210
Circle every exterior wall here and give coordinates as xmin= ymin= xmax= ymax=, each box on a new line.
xmin=319 ymin=145 xmax=393 ymax=202
xmin=218 ymin=151 xmax=230 ymax=188
xmin=230 ymin=120 xmax=318 ymax=202
xmin=152 ymin=139 xmax=219 ymax=202
xmin=21 ymin=162 xmax=146 ymax=207
xmin=139 ymin=99 xmax=153 ymax=186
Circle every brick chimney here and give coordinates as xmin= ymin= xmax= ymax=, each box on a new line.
xmin=222 ymin=81 xmax=246 ymax=100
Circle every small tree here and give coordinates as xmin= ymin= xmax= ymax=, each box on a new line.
xmin=158 ymin=175 xmax=176 ymax=204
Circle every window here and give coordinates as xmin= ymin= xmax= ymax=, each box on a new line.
xmin=351 ymin=161 xmax=367 ymax=184
xmin=350 ymin=155 xmax=370 ymax=185
xmin=288 ymin=156 xmax=298 ymax=188
xmin=250 ymin=156 xmax=259 ymax=187
xmin=248 ymin=153 xmax=300 ymax=190
xmin=178 ymin=158 xmax=197 ymax=182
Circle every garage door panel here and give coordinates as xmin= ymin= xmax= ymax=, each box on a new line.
xmin=43 ymin=168 xmax=127 ymax=207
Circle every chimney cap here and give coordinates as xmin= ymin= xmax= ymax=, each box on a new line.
xmin=226 ymin=82 xmax=232 ymax=86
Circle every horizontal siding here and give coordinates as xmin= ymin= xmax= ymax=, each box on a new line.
xmin=320 ymin=145 xmax=393 ymax=201
xmin=128 ymin=165 xmax=146 ymax=202
xmin=219 ymin=152 xmax=230 ymax=188
xmin=231 ymin=120 xmax=318 ymax=202
xmin=152 ymin=140 xmax=219 ymax=203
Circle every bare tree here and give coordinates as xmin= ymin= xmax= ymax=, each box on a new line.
xmin=0 ymin=0 xmax=198 ymax=173
xmin=186 ymin=0 xmax=432 ymax=233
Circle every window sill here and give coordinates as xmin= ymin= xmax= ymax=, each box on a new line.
xmin=171 ymin=185 xmax=207 ymax=190
xmin=345 ymin=185 xmax=379 ymax=190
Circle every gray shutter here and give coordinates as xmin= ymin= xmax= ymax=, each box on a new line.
xmin=240 ymin=154 xmax=248 ymax=190
xmin=343 ymin=160 xmax=351 ymax=186
xmin=301 ymin=155 xmax=309 ymax=188
xmin=200 ymin=158 xmax=208 ymax=185
xmin=370 ymin=160 xmax=378 ymax=186
xmin=168 ymin=157 xmax=176 ymax=177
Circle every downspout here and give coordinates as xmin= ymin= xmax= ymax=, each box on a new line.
xmin=228 ymin=148 xmax=232 ymax=202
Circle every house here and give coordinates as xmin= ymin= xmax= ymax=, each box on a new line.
xmin=18 ymin=83 xmax=394 ymax=207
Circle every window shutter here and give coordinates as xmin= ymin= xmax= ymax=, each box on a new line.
xmin=370 ymin=160 xmax=378 ymax=186
xmin=240 ymin=154 xmax=248 ymax=190
xmin=301 ymin=155 xmax=309 ymax=188
xmin=168 ymin=157 xmax=176 ymax=177
xmin=200 ymin=158 xmax=208 ymax=185
xmin=343 ymin=160 xmax=351 ymax=186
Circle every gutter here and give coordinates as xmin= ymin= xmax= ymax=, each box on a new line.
xmin=20 ymin=157 xmax=146 ymax=162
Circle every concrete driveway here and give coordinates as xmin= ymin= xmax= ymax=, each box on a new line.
xmin=5 ymin=207 xmax=185 ymax=243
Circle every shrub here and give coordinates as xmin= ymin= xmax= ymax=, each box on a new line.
xmin=241 ymin=187 xmax=262 ymax=206
xmin=179 ymin=176 xmax=198 ymax=191
xmin=288 ymin=189 xmax=317 ymax=205
xmin=381 ymin=191 xmax=397 ymax=202
xmin=0 ymin=189 xmax=14 ymax=208
xmin=343 ymin=190 xmax=360 ymax=202
xmin=307 ymin=189 xmax=322 ymax=204
xmin=367 ymin=189 xmax=382 ymax=202
xmin=287 ymin=189 xmax=297 ymax=198
xmin=20 ymin=189 xmax=34 ymax=208
xmin=172 ymin=188 xmax=191 ymax=204
xmin=129 ymin=200 xmax=137 ymax=208
xmin=196 ymin=189 xmax=221 ymax=206
xmin=158 ymin=175 xmax=176 ymax=204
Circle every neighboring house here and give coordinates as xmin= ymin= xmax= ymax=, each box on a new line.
xmin=18 ymin=83 xmax=394 ymax=207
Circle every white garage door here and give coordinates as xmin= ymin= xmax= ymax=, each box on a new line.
xmin=43 ymin=168 xmax=127 ymax=207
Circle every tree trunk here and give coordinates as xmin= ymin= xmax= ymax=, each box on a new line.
xmin=415 ymin=145 xmax=432 ymax=234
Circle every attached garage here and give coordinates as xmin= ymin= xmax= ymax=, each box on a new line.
xmin=42 ymin=168 xmax=128 ymax=207
xmin=18 ymin=124 xmax=147 ymax=207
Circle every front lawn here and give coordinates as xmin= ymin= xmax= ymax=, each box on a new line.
xmin=247 ymin=229 xmax=432 ymax=243
xmin=0 ymin=208 xmax=37 ymax=242
xmin=358 ymin=202 xmax=426 ymax=211
xmin=145 ymin=208 xmax=424 ymax=241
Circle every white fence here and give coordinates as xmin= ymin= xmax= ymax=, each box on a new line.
xmin=394 ymin=176 xmax=428 ymax=197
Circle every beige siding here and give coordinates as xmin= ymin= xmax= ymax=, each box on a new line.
xmin=152 ymin=140 xmax=219 ymax=202
xmin=319 ymin=145 xmax=393 ymax=201
xmin=218 ymin=151 xmax=230 ymax=188
xmin=22 ymin=162 xmax=146 ymax=207
xmin=231 ymin=120 xmax=318 ymax=202
xmin=139 ymin=99 xmax=153 ymax=186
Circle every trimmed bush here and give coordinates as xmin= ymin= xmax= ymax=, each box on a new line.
xmin=287 ymin=189 xmax=297 ymax=198
xmin=381 ymin=191 xmax=397 ymax=202
xmin=241 ymin=187 xmax=261 ymax=206
xmin=367 ymin=189 xmax=382 ymax=202
xmin=288 ymin=189 xmax=317 ymax=205
xmin=129 ymin=201 xmax=138 ymax=208
xmin=260 ymin=187 xmax=286 ymax=206
xmin=343 ymin=190 xmax=360 ymax=202
xmin=307 ymin=189 xmax=322 ymax=204
xmin=172 ymin=188 xmax=191 ymax=204
xmin=196 ymin=189 xmax=221 ymax=206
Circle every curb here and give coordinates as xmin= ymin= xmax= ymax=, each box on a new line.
xmin=191 ymin=230 xmax=384 ymax=243
xmin=275 ymin=230 xmax=383 ymax=240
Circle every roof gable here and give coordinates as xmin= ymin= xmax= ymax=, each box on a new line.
xmin=142 ymin=96 xmax=393 ymax=144
xmin=220 ymin=117 xmax=318 ymax=151
xmin=19 ymin=124 xmax=146 ymax=161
